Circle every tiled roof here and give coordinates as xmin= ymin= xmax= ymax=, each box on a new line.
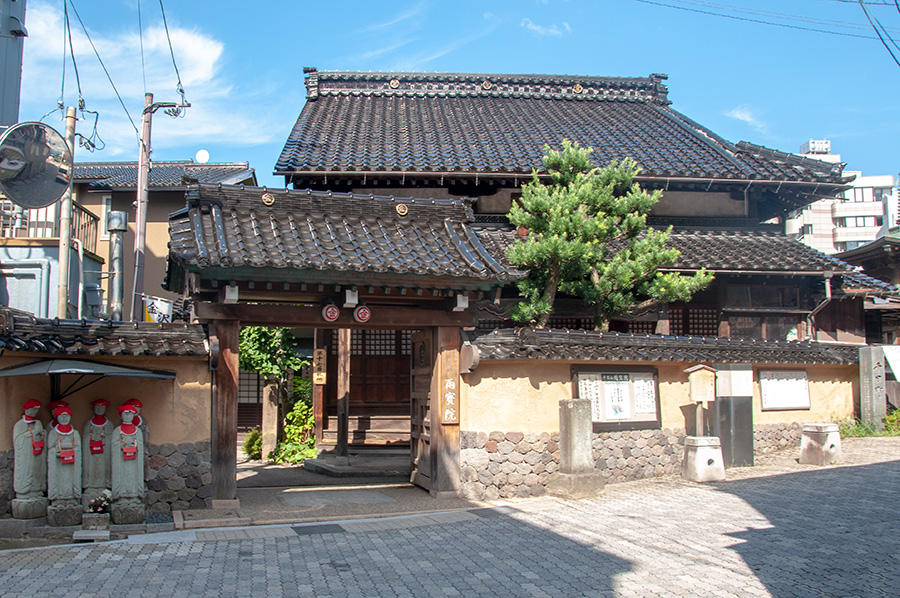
xmin=75 ymin=161 xmax=256 ymax=189
xmin=0 ymin=309 xmax=208 ymax=356
xmin=472 ymin=328 xmax=860 ymax=365
xmin=474 ymin=225 xmax=897 ymax=295
xmin=276 ymin=70 xmax=847 ymax=187
xmin=166 ymin=184 xmax=521 ymax=290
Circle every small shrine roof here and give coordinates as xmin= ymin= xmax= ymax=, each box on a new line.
xmin=0 ymin=309 xmax=208 ymax=357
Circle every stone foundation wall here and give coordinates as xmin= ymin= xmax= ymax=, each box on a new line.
xmin=0 ymin=444 xmax=212 ymax=517
xmin=146 ymin=441 xmax=212 ymax=513
xmin=460 ymin=431 xmax=560 ymax=500
xmin=461 ymin=423 xmax=809 ymax=498
xmin=754 ymin=423 xmax=803 ymax=454
xmin=591 ymin=429 xmax=687 ymax=484
xmin=0 ymin=449 xmax=12 ymax=516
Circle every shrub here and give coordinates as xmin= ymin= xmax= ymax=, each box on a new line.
xmin=269 ymin=389 xmax=316 ymax=464
xmin=883 ymin=409 xmax=900 ymax=435
xmin=242 ymin=428 xmax=262 ymax=460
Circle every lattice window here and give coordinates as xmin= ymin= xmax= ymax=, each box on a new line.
xmin=365 ymin=330 xmax=396 ymax=355
xmin=351 ymin=330 xmax=364 ymax=355
xmin=687 ymin=307 xmax=719 ymax=337
xmin=549 ymin=317 xmax=593 ymax=330
xmin=477 ymin=319 xmax=504 ymax=331
xmin=628 ymin=321 xmax=656 ymax=335
xmin=669 ymin=307 xmax=683 ymax=336
xmin=238 ymin=369 xmax=261 ymax=404
xmin=400 ymin=330 xmax=413 ymax=355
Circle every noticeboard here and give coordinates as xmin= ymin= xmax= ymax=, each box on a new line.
xmin=573 ymin=367 xmax=661 ymax=432
xmin=759 ymin=370 xmax=810 ymax=411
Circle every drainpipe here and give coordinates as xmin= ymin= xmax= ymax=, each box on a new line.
xmin=107 ymin=211 xmax=127 ymax=321
xmin=72 ymin=238 xmax=84 ymax=319
xmin=0 ymin=258 xmax=50 ymax=317
xmin=805 ymin=271 xmax=833 ymax=341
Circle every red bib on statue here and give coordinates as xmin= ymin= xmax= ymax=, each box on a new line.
xmin=90 ymin=440 xmax=104 ymax=454
xmin=123 ymin=446 xmax=137 ymax=460
xmin=60 ymin=448 xmax=75 ymax=463
xmin=32 ymin=440 xmax=43 ymax=455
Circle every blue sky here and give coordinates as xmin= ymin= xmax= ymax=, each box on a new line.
xmin=17 ymin=0 xmax=900 ymax=188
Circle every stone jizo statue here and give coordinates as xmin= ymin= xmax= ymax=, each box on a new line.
xmin=46 ymin=406 xmax=83 ymax=526
xmin=11 ymin=399 xmax=48 ymax=519
xmin=110 ymin=405 xmax=145 ymax=524
xmin=82 ymin=398 xmax=114 ymax=510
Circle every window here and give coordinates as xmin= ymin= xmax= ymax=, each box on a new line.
xmin=728 ymin=316 xmax=800 ymax=341
xmin=725 ymin=285 xmax=798 ymax=309
xmin=99 ymin=195 xmax=112 ymax=240
xmin=573 ymin=366 xmax=661 ymax=432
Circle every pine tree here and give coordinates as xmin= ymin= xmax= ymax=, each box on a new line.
xmin=507 ymin=140 xmax=713 ymax=330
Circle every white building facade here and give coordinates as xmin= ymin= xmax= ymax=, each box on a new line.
xmin=786 ymin=140 xmax=898 ymax=254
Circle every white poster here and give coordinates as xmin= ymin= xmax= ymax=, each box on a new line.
xmin=602 ymin=374 xmax=631 ymax=420
xmin=760 ymin=370 xmax=810 ymax=410
xmin=578 ymin=373 xmax=604 ymax=421
xmin=632 ymin=374 xmax=657 ymax=415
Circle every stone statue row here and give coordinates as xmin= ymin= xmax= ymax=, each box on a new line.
xmin=12 ymin=398 xmax=149 ymax=525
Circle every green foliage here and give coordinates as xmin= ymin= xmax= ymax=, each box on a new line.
xmin=239 ymin=327 xmax=307 ymax=382
xmin=242 ymin=428 xmax=262 ymax=460
xmin=507 ymin=140 xmax=713 ymax=329
xmin=838 ymin=411 xmax=900 ymax=438
xmin=884 ymin=409 xmax=900 ymax=434
xmin=269 ymin=393 xmax=316 ymax=464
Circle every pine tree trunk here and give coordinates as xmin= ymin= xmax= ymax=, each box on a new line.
xmin=535 ymin=265 xmax=560 ymax=329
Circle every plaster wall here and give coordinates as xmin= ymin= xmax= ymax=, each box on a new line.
xmin=0 ymin=354 xmax=210 ymax=451
xmin=463 ymin=359 xmax=857 ymax=434
xmin=654 ymin=191 xmax=746 ymax=217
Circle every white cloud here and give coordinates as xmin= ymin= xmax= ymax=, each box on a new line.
xmin=725 ymin=105 xmax=768 ymax=133
xmin=18 ymin=1 xmax=278 ymax=161
xmin=520 ymin=18 xmax=571 ymax=36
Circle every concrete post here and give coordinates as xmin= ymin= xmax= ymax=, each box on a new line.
xmin=261 ymin=378 xmax=279 ymax=460
xmin=547 ymin=399 xmax=604 ymax=498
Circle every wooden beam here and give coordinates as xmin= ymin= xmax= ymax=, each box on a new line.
xmin=195 ymin=302 xmax=476 ymax=328
xmin=336 ymin=328 xmax=350 ymax=461
xmin=213 ymin=318 xmax=239 ymax=500
xmin=312 ymin=329 xmax=325 ymax=446
xmin=431 ymin=326 xmax=461 ymax=498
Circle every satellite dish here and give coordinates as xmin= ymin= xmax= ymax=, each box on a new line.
xmin=195 ymin=149 xmax=210 ymax=164
xmin=0 ymin=122 xmax=72 ymax=209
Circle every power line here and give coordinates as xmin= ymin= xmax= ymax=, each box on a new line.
xmin=66 ymin=0 xmax=139 ymax=141
xmin=158 ymin=0 xmax=188 ymax=114
xmin=631 ymin=0 xmax=889 ymax=39
xmin=137 ymin=0 xmax=147 ymax=94
xmin=859 ymin=0 xmax=900 ymax=67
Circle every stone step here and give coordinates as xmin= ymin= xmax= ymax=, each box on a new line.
xmin=73 ymin=530 xmax=110 ymax=543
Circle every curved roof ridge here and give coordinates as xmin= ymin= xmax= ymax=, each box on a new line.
xmin=304 ymin=68 xmax=670 ymax=105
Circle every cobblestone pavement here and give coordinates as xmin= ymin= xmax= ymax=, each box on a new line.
xmin=0 ymin=438 xmax=897 ymax=598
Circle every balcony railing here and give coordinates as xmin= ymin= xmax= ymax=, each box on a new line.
xmin=0 ymin=200 xmax=100 ymax=254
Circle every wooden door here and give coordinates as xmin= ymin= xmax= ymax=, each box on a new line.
xmin=410 ymin=330 xmax=433 ymax=490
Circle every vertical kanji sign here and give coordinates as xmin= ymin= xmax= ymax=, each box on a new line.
xmin=440 ymin=346 xmax=459 ymax=425
xmin=313 ymin=348 xmax=327 ymax=385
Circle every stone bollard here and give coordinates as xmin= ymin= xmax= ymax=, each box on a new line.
xmin=547 ymin=399 xmax=604 ymax=499
xmin=682 ymin=436 xmax=726 ymax=482
xmin=799 ymin=423 xmax=841 ymax=466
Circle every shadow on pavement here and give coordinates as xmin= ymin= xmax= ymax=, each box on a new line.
xmin=715 ymin=459 xmax=900 ymax=598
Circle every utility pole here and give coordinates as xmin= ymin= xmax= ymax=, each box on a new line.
xmin=130 ymin=92 xmax=189 ymax=321
xmin=0 ymin=0 xmax=27 ymax=128
xmin=56 ymin=106 xmax=76 ymax=318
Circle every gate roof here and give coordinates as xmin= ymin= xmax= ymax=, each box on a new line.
xmin=166 ymin=184 xmax=522 ymax=295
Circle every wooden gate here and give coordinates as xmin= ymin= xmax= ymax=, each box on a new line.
xmin=410 ymin=330 xmax=433 ymax=490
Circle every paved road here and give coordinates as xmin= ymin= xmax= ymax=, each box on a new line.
xmin=1 ymin=439 xmax=898 ymax=597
